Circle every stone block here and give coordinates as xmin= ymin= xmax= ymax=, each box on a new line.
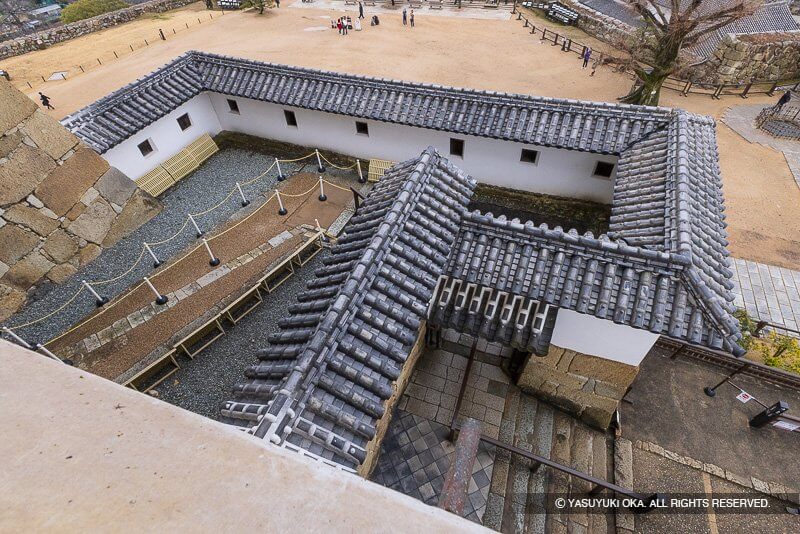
xmin=26 ymin=194 xmax=44 ymax=208
xmin=2 ymin=204 xmax=59 ymax=236
xmin=0 ymin=79 xmax=38 ymax=134
xmin=4 ymin=251 xmax=55 ymax=288
xmin=68 ymin=197 xmax=116 ymax=245
xmin=47 ymin=262 xmax=77 ymax=284
xmin=0 ymin=283 xmax=26 ymax=322
xmin=78 ymin=243 xmax=102 ymax=266
xmin=65 ymin=203 xmax=86 ymax=222
xmin=94 ymin=167 xmax=137 ymax=206
xmin=34 ymin=147 xmax=109 ymax=216
xmin=518 ymin=361 xmax=587 ymax=392
xmin=0 ymin=261 xmax=7 ymax=278
xmin=568 ymin=352 xmax=639 ymax=388
xmin=80 ymin=187 xmax=100 ymax=206
xmin=0 ymin=224 xmax=40 ymax=264
xmin=0 ymin=143 xmax=56 ymax=205
xmin=0 ymin=129 xmax=23 ymax=159
xmin=42 ymin=229 xmax=80 ymax=263
xmin=21 ymin=109 xmax=79 ymax=160
xmin=102 ymin=189 xmax=161 ymax=248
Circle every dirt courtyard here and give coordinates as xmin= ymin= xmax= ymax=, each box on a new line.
xmin=3 ymin=1 xmax=799 ymax=268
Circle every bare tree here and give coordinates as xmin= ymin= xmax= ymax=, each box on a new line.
xmin=619 ymin=0 xmax=761 ymax=106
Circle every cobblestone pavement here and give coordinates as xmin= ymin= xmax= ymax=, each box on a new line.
xmin=730 ymin=257 xmax=800 ymax=334
xmin=722 ymin=104 xmax=800 ymax=188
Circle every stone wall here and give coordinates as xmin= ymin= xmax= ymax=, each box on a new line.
xmin=562 ymin=1 xmax=800 ymax=85
xmin=0 ymin=80 xmax=161 ymax=321
xmin=517 ymin=344 xmax=639 ymax=430
xmin=690 ymin=32 xmax=800 ymax=85
xmin=0 ymin=0 xmax=198 ymax=60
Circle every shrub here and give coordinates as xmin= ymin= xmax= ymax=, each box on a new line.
xmin=735 ymin=309 xmax=800 ymax=374
xmin=61 ymin=0 xmax=129 ymax=24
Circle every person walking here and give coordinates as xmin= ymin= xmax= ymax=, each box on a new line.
xmin=582 ymin=47 xmax=592 ymax=69
xmin=343 ymin=17 xmax=348 ymax=35
xmin=337 ymin=18 xmax=343 ymax=35
xmin=402 ymin=7 xmax=407 ymax=26
xmin=776 ymin=90 xmax=792 ymax=110
xmin=410 ymin=9 xmax=415 ymax=27
xmin=275 ymin=0 xmax=280 ymax=7
xmin=358 ymin=1 xmax=364 ymax=19
xmin=38 ymin=92 xmax=54 ymax=110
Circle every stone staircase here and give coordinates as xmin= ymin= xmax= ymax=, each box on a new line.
xmin=483 ymin=387 xmax=615 ymax=533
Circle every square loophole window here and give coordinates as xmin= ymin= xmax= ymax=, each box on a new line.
xmin=355 ymin=121 xmax=369 ymax=136
xmin=227 ymin=99 xmax=240 ymax=114
xmin=594 ymin=161 xmax=615 ymax=178
xmin=176 ymin=113 xmax=192 ymax=131
xmin=137 ymin=139 xmax=154 ymax=157
xmin=284 ymin=110 xmax=298 ymax=127
xmin=449 ymin=138 xmax=464 ymax=158
xmin=520 ymin=149 xmax=539 ymax=164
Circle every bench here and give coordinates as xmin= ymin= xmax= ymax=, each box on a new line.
xmin=292 ymin=233 xmax=324 ymax=267
xmin=259 ymin=260 xmax=295 ymax=293
xmin=546 ymin=3 xmax=579 ymax=25
xmin=175 ymin=318 xmax=225 ymax=359
xmin=222 ymin=286 xmax=263 ymax=325
xmin=429 ymin=0 xmax=443 ymax=8
xmin=125 ymin=349 xmax=180 ymax=393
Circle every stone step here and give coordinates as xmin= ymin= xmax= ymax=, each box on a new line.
xmin=485 ymin=385 xmax=615 ymax=533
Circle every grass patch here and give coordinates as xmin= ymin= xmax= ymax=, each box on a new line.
xmin=736 ymin=309 xmax=800 ymax=374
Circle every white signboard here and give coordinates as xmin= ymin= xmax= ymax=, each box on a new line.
xmin=772 ymin=420 xmax=800 ymax=432
xmin=736 ymin=391 xmax=753 ymax=403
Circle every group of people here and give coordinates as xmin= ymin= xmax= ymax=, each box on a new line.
xmin=402 ymin=7 xmax=415 ymax=27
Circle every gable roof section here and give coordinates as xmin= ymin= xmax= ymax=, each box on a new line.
xmin=221 ymin=148 xmax=476 ymax=469
xmin=62 ymin=51 xmax=671 ymax=154
xmin=437 ymin=207 xmax=742 ymax=355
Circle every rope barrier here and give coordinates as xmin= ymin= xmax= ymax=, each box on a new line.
xmin=6 ymin=286 xmax=86 ymax=331
xmin=319 ymin=153 xmax=358 ymax=171
xmin=91 ymin=247 xmax=147 ymax=287
xmin=5 ymin=149 xmax=360 ymax=340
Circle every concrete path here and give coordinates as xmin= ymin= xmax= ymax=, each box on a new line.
xmin=730 ymin=257 xmax=800 ymax=334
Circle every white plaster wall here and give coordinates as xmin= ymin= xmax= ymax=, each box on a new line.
xmin=208 ymin=94 xmax=616 ymax=203
xmin=549 ymin=309 xmax=659 ymax=366
xmin=103 ymin=93 xmax=222 ymax=180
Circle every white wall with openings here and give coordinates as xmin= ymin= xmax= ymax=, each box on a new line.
xmin=102 ymin=93 xmax=222 ymax=180
xmin=209 ymin=95 xmax=617 ymax=203
xmin=104 ymin=92 xmax=618 ymax=202
xmin=549 ymin=309 xmax=659 ymax=366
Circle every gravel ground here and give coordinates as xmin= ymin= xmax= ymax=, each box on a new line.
xmin=155 ymin=251 xmax=329 ymax=420
xmin=2 ymin=148 xmax=355 ymax=346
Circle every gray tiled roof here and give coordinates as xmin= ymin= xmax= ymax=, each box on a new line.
xmin=62 ymin=51 xmax=672 ymax=154
xmin=221 ymin=147 xmax=476 ymax=469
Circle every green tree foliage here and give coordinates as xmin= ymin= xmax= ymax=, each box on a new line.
xmin=735 ymin=309 xmax=800 ymax=374
xmin=240 ymin=0 xmax=275 ymax=15
xmin=61 ymin=0 xmax=129 ymax=24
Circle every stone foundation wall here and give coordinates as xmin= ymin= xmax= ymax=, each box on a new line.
xmin=0 ymin=0 xmax=198 ymax=60
xmin=517 ymin=344 xmax=638 ymax=430
xmin=0 ymin=80 xmax=161 ymax=321
xmin=689 ymin=32 xmax=800 ymax=84
xmin=562 ymin=1 xmax=800 ymax=85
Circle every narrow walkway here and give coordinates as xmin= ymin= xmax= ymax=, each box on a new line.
xmin=730 ymin=257 xmax=800 ymax=333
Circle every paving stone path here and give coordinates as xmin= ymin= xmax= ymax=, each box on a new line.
xmin=722 ymin=104 xmax=800 ymax=188
xmin=730 ymin=257 xmax=800 ymax=334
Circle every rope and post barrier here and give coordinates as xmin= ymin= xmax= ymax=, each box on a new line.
xmin=276 ymin=158 xmax=285 ymax=181
xmin=188 ymin=214 xmax=204 ymax=237
xmin=143 ymin=277 xmax=169 ymax=306
xmin=82 ymin=280 xmax=108 ymax=307
xmin=357 ymin=159 xmax=365 ymax=183
xmin=202 ymin=239 xmax=221 ymax=267
xmin=236 ymin=182 xmax=250 ymax=207
xmin=315 ymin=149 xmax=326 ymax=173
xmin=2 ymin=327 xmax=64 ymax=363
xmin=318 ymin=177 xmax=327 ymax=202
xmin=276 ymin=191 xmax=288 ymax=215
xmin=144 ymin=242 xmax=162 ymax=268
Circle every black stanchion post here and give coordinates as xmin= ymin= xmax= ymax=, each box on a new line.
xmin=316 ymin=149 xmax=326 ymax=173
xmin=144 ymin=277 xmax=169 ymax=305
xmin=202 ymin=239 xmax=221 ymax=267
xmin=318 ymin=177 xmax=327 ymax=202
xmin=276 ymin=157 xmax=285 ymax=181
xmin=276 ymin=191 xmax=288 ymax=215
xmin=82 ymin=280 xmax=108 ymax=307
xmin=749 ymin=401 xmax=789 ymax=428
